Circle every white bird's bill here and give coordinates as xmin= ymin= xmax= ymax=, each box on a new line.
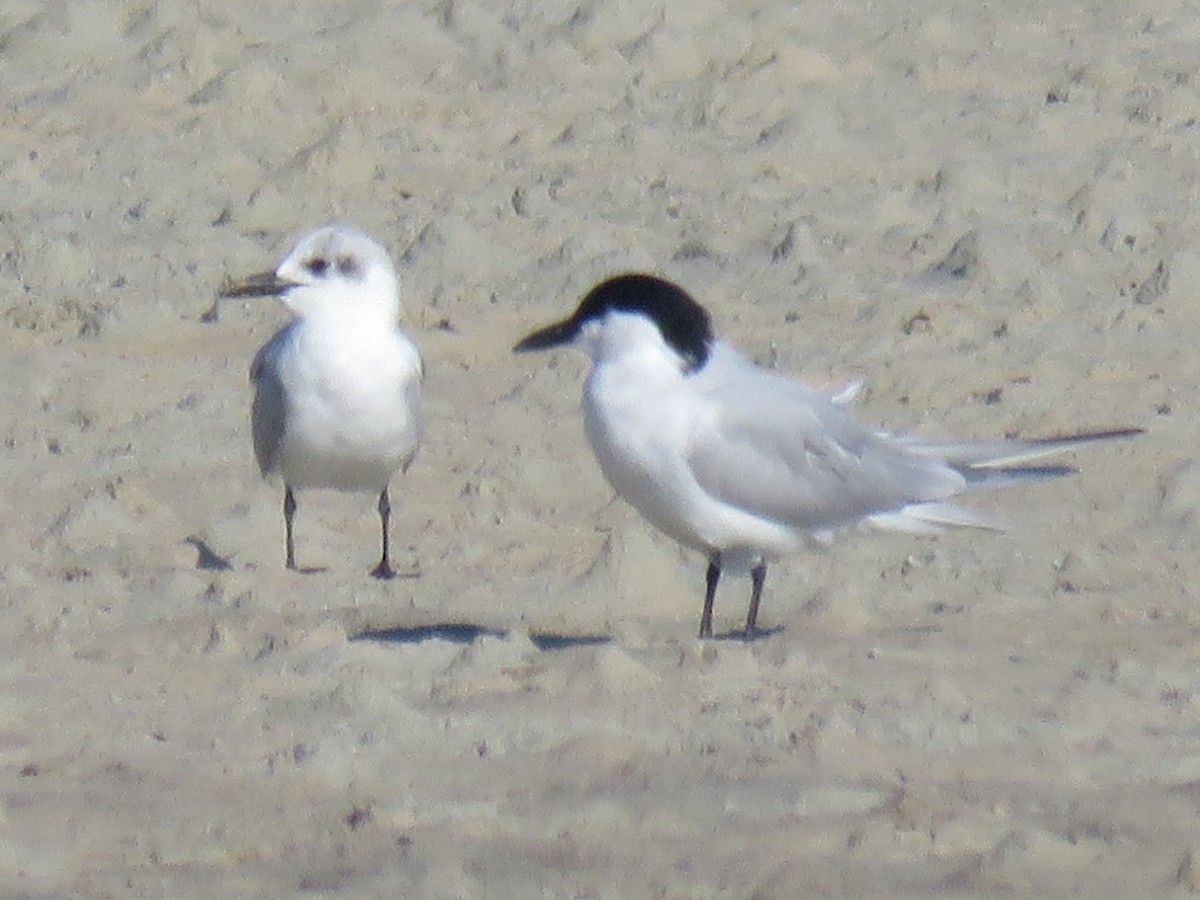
xmin=514 ymin=274 xmax=1141 ymax=640
xmin=222 ymin=223 xmax=424 ymax=578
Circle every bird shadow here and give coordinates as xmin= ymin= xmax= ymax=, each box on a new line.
xmin=371 ymin=566 xmax=422 ymax=581
xmin=184 ymin=536 xmax=234 ymax=571
xmin=350 ymin=623 xmax=612 ymax=652
xmin=711 ymin=624 xmax=786 ymax=642
xmin=292 ymin=564 xmax=329 ymax=575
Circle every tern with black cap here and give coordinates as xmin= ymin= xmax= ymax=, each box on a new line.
xmin=515 ymin=273 xmax=1140 ymax=640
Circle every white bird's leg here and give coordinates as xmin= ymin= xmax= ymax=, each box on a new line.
xmin=700 ymin=557 xmax=721 ymax=639
xmin=744 ymin=561 xmax=767 ymax=640
xmin=284 ymin=486 xmax=298 ymax=571
xmin=370 ymin=487 xmax=395 ymax=580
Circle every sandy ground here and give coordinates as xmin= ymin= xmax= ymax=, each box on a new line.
xmin=0 ymin=0 xmax=1196 ymax=896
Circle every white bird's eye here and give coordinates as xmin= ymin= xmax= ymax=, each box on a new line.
xmin=305 ymin=257 xmax=330 ymax=276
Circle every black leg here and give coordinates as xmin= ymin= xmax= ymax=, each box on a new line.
xmin=283 ymin=486 xmax=298 ymax=570
xmin=369 ymin=487 xmax=396 ymax=579
xmin=744 ymin=560 xmax=767 ymax=640
xmin=699 ymin=557 xmax=720 ymax=639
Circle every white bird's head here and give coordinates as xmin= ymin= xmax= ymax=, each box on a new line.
xmin=514 ymin=274 xmax=714 ymax=372
xmin=222 ymin=223 xmax=400 ymax=322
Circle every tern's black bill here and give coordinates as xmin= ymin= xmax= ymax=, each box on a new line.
xmin=219 ymin=271 xmax=295 ymax=299
xmin=513 ymin=318 xmax=578 ymax=353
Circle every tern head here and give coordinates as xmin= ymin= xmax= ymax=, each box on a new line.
xmin=221 ymin=223 xmax=400 ymax=321
xmin=514 ymin=274 xmax=713 ymax=371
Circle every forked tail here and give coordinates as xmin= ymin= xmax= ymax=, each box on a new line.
xmin=869 ymin=427 xmax=1142 ymax=533
xmin=904 ymin=427 xmax=1143 ymax=486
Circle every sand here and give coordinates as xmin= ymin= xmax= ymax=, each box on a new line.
xmin=0 ymin=0 xmax=1195 ymax=896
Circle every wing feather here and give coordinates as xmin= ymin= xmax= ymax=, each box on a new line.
xmin=249 ymin=323 xmax=295 ymax=477
xmin=686 ymin=359 xmax=965 ymax=532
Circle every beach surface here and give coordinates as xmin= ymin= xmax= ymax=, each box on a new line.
xmin=0 ymin=1 xmax=1195 ymax=896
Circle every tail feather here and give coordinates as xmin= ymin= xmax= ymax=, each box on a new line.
xmin=869 ymin=501 xmax=1003 ymax=534
xmin=899 ymin=427 xmax=1142 ymax=469
xmin=958 ymin=463 xmax=1076 ymax=488
xmin=871 ymin=427 xmax=1141 ymax=534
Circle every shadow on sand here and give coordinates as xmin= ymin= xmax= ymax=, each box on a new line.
xmin=350 ymin=623 xmax=612 ymax=652
xmin=711 ymin=624 xmax=785 ymax=642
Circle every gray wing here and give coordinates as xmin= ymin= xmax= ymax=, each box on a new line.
xmin=687 ymin=363 xmax=966 ymax=532
xmin=249 ymin=324 xmax=295 ymax=477
xmin=398 ymin=341 xmax=425 ymax=471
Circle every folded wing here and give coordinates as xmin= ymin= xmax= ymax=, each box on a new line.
xmin=686 ymin=365 xmax=969 ymax=534
xmin=686 ymin=352 xmax=1139 ymax=537
xmin=249 ymin=323 xmax=295 ymax=477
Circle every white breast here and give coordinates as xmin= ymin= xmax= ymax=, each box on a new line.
xmin=270 ymin=317 xmax=422 ymax=492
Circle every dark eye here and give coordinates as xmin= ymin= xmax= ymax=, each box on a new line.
xmin=305 ymin=257 xmax=329 ymax=276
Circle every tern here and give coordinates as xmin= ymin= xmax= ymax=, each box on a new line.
xmin=222 ymin=224 xmax=423 ymax=578
xmin=514 ymin=273 xmax=1139 ymax=639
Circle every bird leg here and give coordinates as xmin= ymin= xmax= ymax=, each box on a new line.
xmin=744 ymin=560 xmax=767 ymax=640
xmin=699 ymin=557 xmax=721 ymax=639
xmin=284 ymin=486 xmax=298 ymax=570
xmin=369 ymin=487 xmax=396 ymax=579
